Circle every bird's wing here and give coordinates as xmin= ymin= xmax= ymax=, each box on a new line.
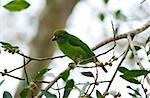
xmin=66 ymin=34 xmax=95 ymax=57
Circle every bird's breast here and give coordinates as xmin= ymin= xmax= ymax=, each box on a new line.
xmin=58 ymin=42 xmax=81 ymax=61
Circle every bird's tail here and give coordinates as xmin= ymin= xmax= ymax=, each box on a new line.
xmin=95 ymin=58 xmax=108 ymax=73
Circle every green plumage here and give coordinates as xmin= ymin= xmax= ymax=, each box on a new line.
xmin=52 ymin=30 xmax=107 ymax=72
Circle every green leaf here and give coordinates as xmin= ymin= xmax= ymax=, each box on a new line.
xmin=60 ymin=69 xmax=70 ymax=81
xmin=118 ymin=67 xmax=129 ymax=73
xmin=128 ymin=93 xmax=137 ymax=97
xmin=98 ymin=13 xmax=105 ymax=21
xmin=0 ymin=42 xmax=20 ymax=54
xmin=35 ymin=68 xmax=49 ymax=80
xmin=41 ymin=90 xmax=57 ymax=98
xmin=3 ymin=91 xmax=12 ymax=98
xmin=103 ymin=0 xmax=109 ymax=4
xmin=134 ymin=45 xmax=141 ymax=51
xmin=123 ymin=70 xmax=149 ymax=78
xmin=81 ymin=72 xmax=94 ymax=77
xmin=119 ymin=70 xmax=149 ymax=84
xmin=20 ymin=88 xmax=29 ymax=98
xmin=0 ymin=42 xmax=13 ymax=48
xmin=96 ymin=90 xmax=103 ymax=98
xmin=120 ymin=75 xmax=140 ymax=84
xmin=114 ymin=10 xmax=127 ymax=21
xmin=134 ymin=90 xmax=141 ymax=96
xmin=127 ymin=86 xmax=141 ymax=96
xmin=3 ymin=0 xmax=30 ymax=12
xmin=0 ymin=80 xmax=5 ymax=86
xmin=115 ymin=10 xmax=121 ymax=17
xmin=63 ymin=79 xmax=74 ymax=98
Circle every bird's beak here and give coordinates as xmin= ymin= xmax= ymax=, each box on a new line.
xmin=52 ymin=35 xmax=57 ymax=41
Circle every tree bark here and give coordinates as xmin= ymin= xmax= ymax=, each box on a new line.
xmin=15 ymin=0 xmax=79 ymax=97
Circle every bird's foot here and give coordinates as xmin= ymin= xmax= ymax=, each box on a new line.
xmin=95 ymin=62 xmax=104 ymax=67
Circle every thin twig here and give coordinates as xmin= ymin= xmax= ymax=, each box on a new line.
xmin=56 ymin=82 xmax=61 ymax=98
xmin=18 ymin=52 xmax=66 ymax=61
xmin=111 ymin=20 xmax=117 ymax=57
xmin=89 ymin=66 xmax=98 ymax=96
xmin=23 ymin=57 xmax=29 ymax=85
xmin=0 ymin=71 xmax=25 ymax=80
xmin=103 ymin=45 xmax=130 ymax=96
xmin=33 ymin=80 xmax=51 ymax=84
xmin=85 ymin=83 xmax=93 ymax=95
xmin=141 ymin=77 xmax=148 ymax=98
xmin=96 ymin=45 xmax=115 ymax=57
xmin=6 ymin=59 xmax=31 ymax=73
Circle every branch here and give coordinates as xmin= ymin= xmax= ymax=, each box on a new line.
xmin=127 ymin=34 xmax=150 ymax=85
xmin=92 ymin=21 xmax=150 ymax=51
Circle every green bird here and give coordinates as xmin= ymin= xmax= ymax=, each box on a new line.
xmin=52 ymin=30 xmax=108 ymax=73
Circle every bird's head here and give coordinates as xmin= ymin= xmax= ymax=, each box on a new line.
xmin=52 ymin=30 xmax=68 ymax=41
